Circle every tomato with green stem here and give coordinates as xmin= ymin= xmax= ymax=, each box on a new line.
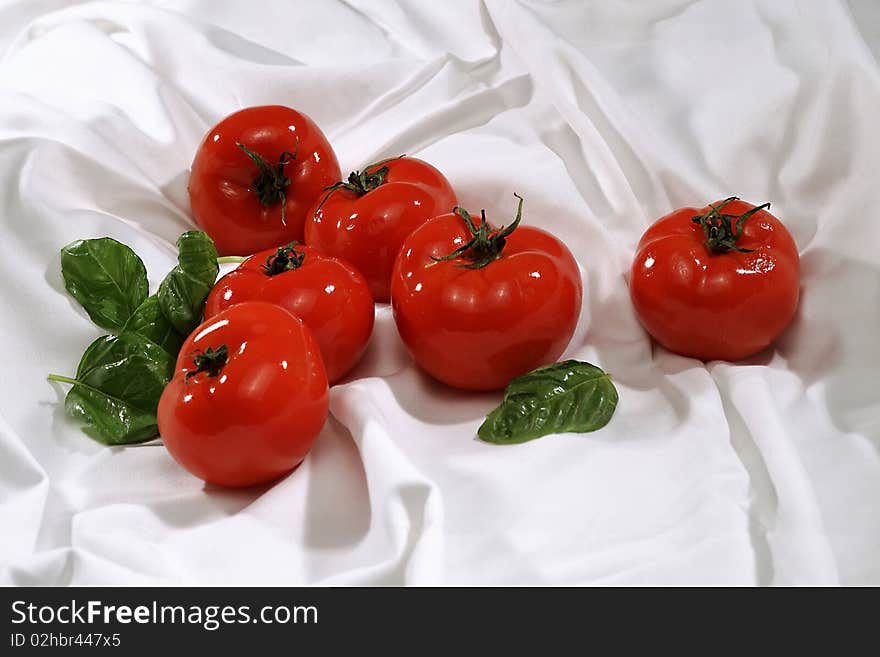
xmin=391 ymin=195 xmax=582 ymax=391
xmin=205 ymin=242 xmax=374 ymax=384
xmin=189 ymin=105 xmax=340 ymax=256
xmin=629 ymin=197 xmax=800 ymax=361
xmin=305 ymin=155 xmax=457 ymax=302
xmin=157 ymin=302 xmax=329 ymax=488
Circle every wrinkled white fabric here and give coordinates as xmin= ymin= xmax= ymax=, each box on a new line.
xmin=0 ymin=0 xmax=878 ymax=586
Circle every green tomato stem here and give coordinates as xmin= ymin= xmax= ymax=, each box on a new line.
xmin=690 ymin=197 xmax=770 ymax=254
xmin=314 ymin=154 xmax=406 ymax=213
xmin=261 ymin=242 xmax=305 ymax=276
xmin=432 ymin=193 xmax=525 ymax=269
xmin=235 ymin=140 xmax=298 ymax=227
xmin=47 ymin=373 xmax=106 ymax=397
xmin=47 ymin=373 xmax=79 ymax=385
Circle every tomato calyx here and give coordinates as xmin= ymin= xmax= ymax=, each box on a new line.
xmin=186 ymin=345 xmax=228 ymax=380
xmin=691 ymin=197 xmax=771 ymax=254
xmin=432 ymin=193 xmax=524 ymax=270
xmin=235 ymin=139 xmax=300 ymax=227
xmin=314 ymin=155 xmax=405 ymax=212
xmin=261 ymin=241 xmax=306 ymax=276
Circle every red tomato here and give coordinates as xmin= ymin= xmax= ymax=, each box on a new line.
xmin=630 ymin=197 xmax=800 ymax=361
xmin=189 ymin=105 xmax=341 ymax=256
xmin=204 ymin=242 xmax=374 ymax=384
xmin=157 ymin=302 xmax=328 ymax=488
xmin=305 ymin=155 xmax=457 ymax=302
xmin=391 ymin=195 xmax=582 ymax=391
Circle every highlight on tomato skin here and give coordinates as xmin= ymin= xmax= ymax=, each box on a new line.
xmin=390 ymin=195 xmax=583 ymax=392
xmin=189 ymin=105 xmax=341 ymax=256
xmin=204 ymin=242 xmax=374 ymax=385
xmin=629 ymin=197 xmax=800 ymax=361
xmin=157 ymin=302 xmax=329 ymax=488
xmin=304 ymin=155 xmax=457 ymax=303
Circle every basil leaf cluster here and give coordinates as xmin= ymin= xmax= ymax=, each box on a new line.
xmin=55 ymin=231 xmax=218 ymax=445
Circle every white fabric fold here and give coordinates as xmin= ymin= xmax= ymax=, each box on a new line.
xmin=1 ymin=0 xmax=877 ymax=585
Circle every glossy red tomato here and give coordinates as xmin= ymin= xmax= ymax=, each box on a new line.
xmin=630 ymin=197 xmax=800 ymax=361
xmin=305 ymin=155 xmax=457 ymax=302
xmin=204 ymin=242 xmax=374 ymax=384
xmin=391 ymin=195 xmax=582 ymax=391
xmin=189 ymin=105 xmax=341 ymax=256
xmin=157 ymin=302 xmax=329 ymax=488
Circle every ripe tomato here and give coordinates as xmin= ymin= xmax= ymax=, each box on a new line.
xmin=305 ymin=155 xmax=457 ymax=302
xmin=204 ymin=242 xmax=374 ymax=384
xmin=630 ymin=197 xmax=800 ymax=361
xmin=391 ymin=195 xmax=582 ymax=391
xmin=157 ymin=302 xmax=329 ymax=488
xmin=189 ymin=105 xmax=341 ymax=256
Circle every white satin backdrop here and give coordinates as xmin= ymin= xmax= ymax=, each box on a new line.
xmin=0 ymin=0 xmax=878 ymax=585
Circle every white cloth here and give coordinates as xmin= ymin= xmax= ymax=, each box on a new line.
xmin=1 ymin=0 xmax=878 ymax=586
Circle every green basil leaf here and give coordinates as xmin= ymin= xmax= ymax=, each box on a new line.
xmin=123 ymin=295 xmax=184 ymax=355
xmin=478 ymin=360 xmax=618 ymax=445
xmin=60 ymin=237 xmax=149 ymax=331
xmin=157 ymin=231 xmax=219 ymax=336
xmin=65 ymin=386 xmax=161 ymax=446
xmin=63 ymin=332 xmax=175 ymax=445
